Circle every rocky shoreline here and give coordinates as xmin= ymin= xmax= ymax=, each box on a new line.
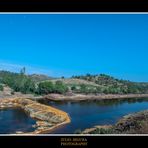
xmin=82 ymin=110 xmax=148 ymax=134
xmin=0 ymin=98 xmax=71 ymax=134
xmin=44 ymin=93 xmax=148 ymax=102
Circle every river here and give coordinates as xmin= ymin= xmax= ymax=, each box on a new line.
xmin=38 ymin=98 xmax=148 ymax=134
xmin=0 ymin=108 xmax=36 ymax=134
xmin=1 ymin=98 xmax=148 ymax=134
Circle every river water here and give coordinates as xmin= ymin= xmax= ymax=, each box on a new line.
xmin=0 ymin=108 xmax=36 ymax=134
xmin=39 ymin=98 xmax=148 ymax=134
xmin=1 ymin=98 xmax=148 ymax=134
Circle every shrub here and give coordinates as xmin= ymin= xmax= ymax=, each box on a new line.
xmin=38 ymin=81 xmax=54 ymax=94
xmin=74 ymin=129 xmax=82 ymax=134
xmin=90 ymin=128 xmax=115 ymax=134
xmin=0 ymin=70 xmax=36 ymax=94
xmin=0 ymin=84 xmax=3 ymax=91
xmin=11 ymin=91 xmax=15 ymax=95
xmin=38 ymin=81 xmax=68 ymax=95
xmin=54 ymin=81 xmax=68 ymax=94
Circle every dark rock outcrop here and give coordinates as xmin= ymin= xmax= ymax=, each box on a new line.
xmin=82 ymin=110 xmax=148 ymax=134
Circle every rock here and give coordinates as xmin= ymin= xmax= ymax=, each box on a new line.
xmin=16 ymin=131 xmax=25 ymax=134
xmin=82 ymin=110 xmax=148 ymax=134
xmin=36 ymin=121 xmax=53 ymax=127
xmin=32 ymin=124 xmax=37 ymax=128
xmin=0 ymin=98 xmax=71 ymax=134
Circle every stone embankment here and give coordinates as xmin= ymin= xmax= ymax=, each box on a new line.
xmin=0 ymin=98 xmax=71 ymax=134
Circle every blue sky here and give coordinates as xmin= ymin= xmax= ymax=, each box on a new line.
xmin=0 ymin=14 xmax=147 ymax=82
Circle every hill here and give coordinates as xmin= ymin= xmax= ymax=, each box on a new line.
xmin=0 ymin=70 xmax=148 ymax=95
xmin=71 ymin=74 xmax=148 ymax=94
xmin=29 ymin=74 xmax=53 ymax=82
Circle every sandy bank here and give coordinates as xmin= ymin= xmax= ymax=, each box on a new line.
xmin=44 ymin=93 xmax=148 ymax=102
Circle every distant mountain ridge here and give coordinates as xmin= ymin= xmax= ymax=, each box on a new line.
xmin=29 ymin=74 xmax=54 ymax=82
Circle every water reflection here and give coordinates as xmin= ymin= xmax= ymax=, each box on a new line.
xmin=38 ymin=97 xmax=148 ymax=107
xmin=38 ymin=97 xmax=148 ymax=134
xmin=0 ymin=108 xmax=36 ymax=134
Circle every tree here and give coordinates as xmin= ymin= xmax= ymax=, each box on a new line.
xmin=20 ymin=67 xmax=26 ymax=75
xmin=79 ymin=84 xmax=88 ymax=94
xmin=71 ymin=86 xmax=77 ymax=91
xmin=96 ymin=87 xmax=101 ymax=93
xmin=0 ymin=84 xmax=3 ymax=91
xmin=103 ymin=88 xmax=110 ymax=94
xmin=54 ymin=81 xmax=68 ymax=94
xmin=38 ymin=81 xmax=54 ymax=94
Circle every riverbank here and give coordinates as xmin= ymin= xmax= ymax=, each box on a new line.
xmin=0 ymin=98 xmax=70 ymax=134
xmin=0 ymin=86 xmax=43 ymax=100
xmin=44 ymin=93 xmax=148 ymax=101
xmin=82 ymin=110 xmax=148 ymax=134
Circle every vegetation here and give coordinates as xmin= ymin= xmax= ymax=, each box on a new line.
xmin=54 ymin=81 xmax=68 ymax=94
xmin=0 ymin=69 xmax=69 ymax=95
xmin=73 ymin=84 xmax=101 ymax=94
xmin=84 ymin=110 xmax=148 ymax=134
xmin=29 ymin=74 xmax=53 ymax=82
xmin=38 ymin=81 xmax=55 ymax=94
xmin=0 ymin=70 xmax=148 ymax=95
xmin=37 ymin=81 xmax=68 ymax=95
xmin=0 ymin=70 xmax=36 ymax=94
xmin=71 ymin=74 xmax=148 ymax=94
xmin=89 ymin=127 xmax=117 ymax=134
xmin=74 ymin=129 xmax=82 ymax=134
xmin=0 ymin=84 xmax=3 ymax=91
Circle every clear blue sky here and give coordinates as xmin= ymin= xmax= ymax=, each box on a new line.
xmin=0 ymin=14 xmax=147 ymax=82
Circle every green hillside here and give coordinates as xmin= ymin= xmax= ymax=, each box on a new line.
xmin=0 ymin=70 xmax=148 ymax=95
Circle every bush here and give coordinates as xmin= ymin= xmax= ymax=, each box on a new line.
xmin=90 ymin=128 xmax=115 ymax=134
xmin=71 ymin=86 xmax=77 ymax=91
xmin=0 ymin=84 xmax=3 ymax=91
xmin=74 ymin=129 xmax=82 ymax=134
xmin=54 ymin=81 xmax=68 ymax=94
xmin=11 ymin=91 xmax=15 ymax=95
xmin=38 ymin=81 xmax=54 ymax=94
xmin=37 ymin=81 xmax=68 ymax=95
xmin=0 ymin=70 xmax=36 ymax=94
